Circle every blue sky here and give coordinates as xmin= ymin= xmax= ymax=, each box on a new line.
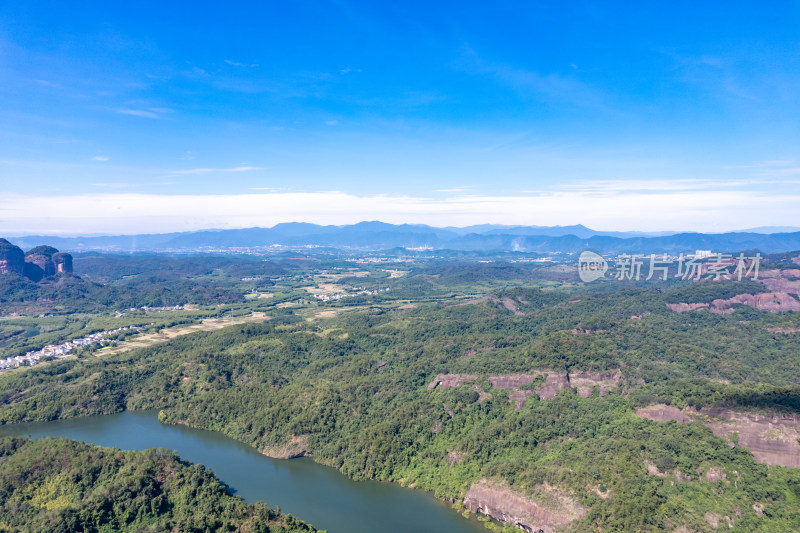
xmin=2 ymin=1 xmax=800 ymax=234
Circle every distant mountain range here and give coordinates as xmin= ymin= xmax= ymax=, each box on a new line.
xmin=6 ymin=222 xmax=800 ymax=254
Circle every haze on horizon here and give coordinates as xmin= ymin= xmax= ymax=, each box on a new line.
xmin=2 ymin=2 xmax=799 ymax=235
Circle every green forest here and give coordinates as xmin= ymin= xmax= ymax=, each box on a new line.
xmin=0 ymin=436 xmax=317 ymax=532
xmin=1 ymin=253 xmax=800 ymax=531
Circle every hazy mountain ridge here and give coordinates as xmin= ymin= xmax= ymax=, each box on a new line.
xmin=8 ymin=223 xmax=800 ymax=254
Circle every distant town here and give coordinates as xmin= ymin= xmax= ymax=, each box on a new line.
xmin=313 ymin=287 xmax=391 ymax=301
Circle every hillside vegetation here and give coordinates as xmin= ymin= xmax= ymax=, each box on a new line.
xmin=1 ymin=255 xmax=800 ymax=531
xmin=0 ymin=436 xmax=318 ymax=533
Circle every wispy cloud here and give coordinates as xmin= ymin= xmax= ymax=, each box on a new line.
xmin=170 ymin=166 xmax=262 ymax=175
xmin=225 ymin=59 xmax=259 ymax=68
xmin=556 ymin=178 xmax=747 ymax=194
xmin=91 ymin=156 xmax=110 ymax=161
xmin=457 ymin=45 xmax=610 ymax=111
xmin=723 ymin=159 xmax=800 ymax=178
xmin=435 ymin=186 xmax=473 ymax=193
xmin=115 ymin=107 xmax=173 ymax=119
xmin=91 ymin=183 xmax=137 ymax=189
xmin=35 ymin=79 xmax=63 ymax=88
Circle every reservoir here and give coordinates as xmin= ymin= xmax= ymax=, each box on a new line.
xmin=0 ymin=411 xmax=487 ymax=533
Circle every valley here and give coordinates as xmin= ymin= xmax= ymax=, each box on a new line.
xmin=1 ymin=249 xmax=799 ymax=531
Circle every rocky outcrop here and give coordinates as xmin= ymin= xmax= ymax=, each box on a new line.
xmin=668 ymin=292 xmax=800 ymax=314
xmin=25 ymin=246 xmax=58 ymax=278
xmin=636 ymin=404 xmax=800 ymax=468
xmin=666 ymin=302 xmax=710 ymax=312
xmin=52 ymin=252 xmax=73 ymax=273
xmin=535 ymin=374 xmax=571 ymax=401
xmin=489 ymin=374 xmax=535 ymax=389
xmin=488 ymin=371 xmax=570 ymax=406
xmin=488 ymin=370 xmax=621 ymax=409
xmin=428 ymin=374 xmax=478 ymax=390
xmin=463 ymin=479 xmax=586 ymax=532
xmin=259 ymin=435 xmax=311 ymax=459
xmin=570 ymin=370 xmax=622 ymax=398
xmin=0 ymin=239 xmax=24 ymax=275
xmin=23 ymin=261 xmax=45 ymax=282
xmin=0 ymin=242 xmax=75 ymax=281
xmin=760 ymin=268 xmax=800 ymax=279
xmin=760 ymin=278 xmax=800 ymax=295
xmin=710 ymin=292 xmax=800 ymax=313
xmin=635 ymin=405 xmax=693 ymax=424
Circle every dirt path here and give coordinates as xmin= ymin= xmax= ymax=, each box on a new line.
xmin=95 ymin=312 xmax=270 ymax=357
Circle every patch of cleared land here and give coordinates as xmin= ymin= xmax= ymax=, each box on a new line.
xmin=304 ymin=283 xmax=346 ymax=295
xmin=305 ymin=308 xmax=346 ymax=321
xmin=95 ymin=312 xmax=269 ymax=357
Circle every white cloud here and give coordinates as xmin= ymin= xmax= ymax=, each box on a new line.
xmin=91 ymin=156 xmax=110 ymax=161
xmin=170 ymin=166 xmax=262 ymax=175
xmin=90 ymin=183 xmax=137 ymax=188
xmin=1 ymin=189 xmax=799 ymax=235
xmin=225 ymin=59 xmax=259 ymax=68
xmin=435 ymin=187 xmax=473 ymax=193
xmin=116 ymin=109 xmax=161 ymax=119
xmin=115 ymin=107 xmax=174 ymax=119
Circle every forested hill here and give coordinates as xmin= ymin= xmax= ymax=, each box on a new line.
xmin=0 ymin=436 xmax=318 ymax=533
xmin=2 ymin=279 xmax=800 ymax=530
xmin=2 ymin=254 xmax=800 ymax=531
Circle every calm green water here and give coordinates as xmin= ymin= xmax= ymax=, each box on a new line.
xmin=0 ymin=411 xmax=487 ymax=533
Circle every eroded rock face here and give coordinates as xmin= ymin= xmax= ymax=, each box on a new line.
xmin=25 ymin=253 xmax=56 ymax=277
xmin=0 ymin=238 xmax=24 ymax=275
xmin=635 ymin=405 xmax=693 ymax=424
xmin=760 ymin=278 xmax=800 ymax=295
xmin=666 ymin=302 xmax=710 ymax=312
xmin=0 ymin=238 xmax=25 ymax=275
xmin=259 ymin=434 xmax=311 ymax=459
xmin=23 ymin=261 xmax=45 ymax=282
xmin=636 ymin=404 xmax=800 ymax=468
xmin=52 ymin=252 xmax=73 ymax=273
xmin=570 ymin=370 xmax=622 ymax=398
xmin=489 ymin=374 xmax=535 ymax=389
xmin=4 ymin=244 xmax=75 ymax=281
xmin=488 ymin=371 xmax=570 ymax=405
xmin=428 ymin=374 xmax=478 ymax=390
xmin=710 ymin=292 xmax=800 ymax=313
xmin=464 ymin=479 xmax=586 ymax=533
xmin=489 ymin=370 xmax=621 ymax=408
xmin=536 ymin=374 xmax=571 ymax=401
xmin=668 ymin=291 xmax=800 ymax=314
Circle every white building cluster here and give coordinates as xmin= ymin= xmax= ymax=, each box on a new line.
xmin=0 ymin=325 xmax=143 ymax=370
xmin=314 ymin=287 xmax=391 ymax=301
